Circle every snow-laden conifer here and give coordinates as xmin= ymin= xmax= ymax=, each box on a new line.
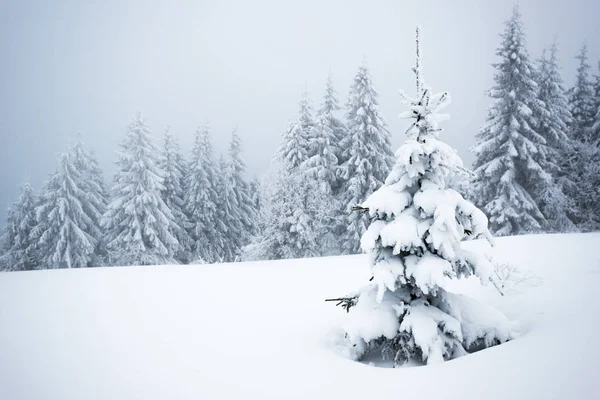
xmin=471 ymin=6 xmax=548 ymax=235
xmin=184 ymin=124 xmax=220 ymax=263
xmin=306 ymin=86 xmax=339 ymax=195
xmin=565 ymin=46 xmax=600 ymax=230
xmin=333 ymin=28 xmax=511 ymax=366
xmin=32 ymin=151 xmax=100 ymax=268
xmin=568 ymin=43 xmax=596 ymax=143
xmin=225 ymin=130 xmax=258 ymax=260
xmin=70 ymin=138 xmax=108 ymax=265
xmin=534 ymin=43 xmax=577 ymax=232
xmin=102 ymin=113 xmax=179 ymax=266
xmin=304 ymin=77 xmax=344 ymax=254
xmin=0 ymin=183 xmax=37 ymax=271
xmin=339 ymin=61 xmax=394 ymax=253
xmin=318 ymin=74 xmax=347 ymax=171
xmin=214 ymin=155 xmax=237 ymax=262
xmin=276 ymin=120 xmax=310 ymax=169
xmin=298 ymin=92 xmax=316 ymax=144
xmin=159 ymin=127 xmax=193 ymax=263
xmin=245 ymin=108 xmax=327 ymax=260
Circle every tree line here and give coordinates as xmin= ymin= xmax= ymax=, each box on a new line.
xmin=0 ymin=118 xmax=260 ymax=270
xmin=1 ymin=5 xmax=599 ymax=271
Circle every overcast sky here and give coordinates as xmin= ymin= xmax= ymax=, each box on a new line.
xmin=1 ymin=0 xmax=599 ymax=226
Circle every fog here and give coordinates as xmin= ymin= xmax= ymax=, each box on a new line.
xmin=1 ymin=0 xmax=599 ymax=225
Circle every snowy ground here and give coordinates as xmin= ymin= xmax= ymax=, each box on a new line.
xmin=1 ymin=233 xmax=599 ymax=400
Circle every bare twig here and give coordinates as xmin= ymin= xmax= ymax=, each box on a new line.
xmin=325 ymin=297 xmax=358 ymax=312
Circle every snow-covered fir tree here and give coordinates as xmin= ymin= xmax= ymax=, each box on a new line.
xmin=534 ymin=42 xmax=577 ymax=232
xmin=245 ymin=106 xmax=327 ymax=260
xmin=593 ymin=61 xmax=600 ymax=129
xmin=0 ymin=207 xmax=16 ymax=270
xmin=304 ymin=77 xmax=344 ymax=254
xmin=225 ymin=130 xmax=258 ymax=260
xmin=298 ymin=91 xmax=316 ymax=144
xmin=102 ymin=113 xmax=180 ymax=266
xmin=568 ymin=43 xmax=596 ymax=143
xmin=338 ymin=60 xmax=394 ymax=253
xmin=159 ymin=127 xmax=193 ymax=263
xmin=70 ymin=138 xmax=108 ymax=265
xmin=214 ymin=155 xmax=238 ymax=262
xmin=0 ymin=183 xmax=37 ymax=271
xmin=248 ymin=177 xmax=261 ymax=216
xmin=471 ymin=5 xmax=549 ymax=236
xmin=31 ymin=150 xmax=101 ymax=268
xmin=275 ymin=91 xmax=316 ymax=167
xmin=566 ymin=45 xmax=600 ymax=230
xmin=334 ymin=28 xmax=511 ymax=366
xmin=184 ymin=124 xmax=220 ymax=263
xmin=244 ymin=167 xmax=326 ymax=261
xmin=318 ymin=74 xmax=347 ymax=172
xmin=306 ymin=83 xmax=340 ymax=196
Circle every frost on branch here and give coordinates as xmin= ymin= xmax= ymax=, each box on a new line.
xmin=333 ymin=27 xmax=511 ymax=366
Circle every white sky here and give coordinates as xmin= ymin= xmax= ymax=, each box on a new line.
xmin=1 ymin=0 xmax=599 ymax=224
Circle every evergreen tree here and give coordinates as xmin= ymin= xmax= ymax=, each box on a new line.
xmin=245 ymin=105 xmax=326 ymax=260
xmin=568 ymin=43 xmax=596 ymax=143
xmin=304 ymin=76 xmax=344 ymax=255
xmin=184 ymin=124 xmax=220 ymax=263
xmin=248 ymin=177 xmax=261 ymax=216
xmin=244 ymin=167 xmax=325 ymax=261
xmin=159 ymin=127 xmax=193 ymax=263
xmin=31 ymin=151 xmax=100 ymax=268
xmin=70 ymin=138 xmax=108 ymax=265
xmin=339 ymin=60 xmax=394 ymax=253
xmin=0 ymin=183 xmax=37 ymax=271
xmin=333 ymin=28 xmax=511 ymax=366
xmin=592 ymin=61 xmax=600 ymax=142
xmin=214 ymin=155 xmax=238 ymax=262
xmin=0 ymin=207 xmax=15 ymax=270
xmin=306 ymin=78 xmax=341 ymax=195
xmin=471 ymin=6 xmax=548 ymax=236
xmin=566 ymin=46 xmax=599 ymax=230
xmin=318 ymin=74 xmax=347 ymax=170
xmin=102 ymin=113 xmax=180 ymax=266
xmin=226 ymin=130 xmax=258 ymax=260
xmin=534 ymin=42 xmax=577 ymax=232
xmin=298 ymin=91 xmax=316 ymax=144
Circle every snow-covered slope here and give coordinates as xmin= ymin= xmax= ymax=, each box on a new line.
xmin=1 ymin=233 xmax=599 ymax=400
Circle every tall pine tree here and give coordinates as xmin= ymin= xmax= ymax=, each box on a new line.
xmin=315 ymin=75 xmax=347 ymax=170
xmin=214 ymin=155 xmax=238 ymax=262
xmin=184 ymin=124 xmax=220 ymax=263
xmin=102 ymin=113 xmax=180 ymax=266
xmin=471 ymin=5 xmax=548 ymax=236
xmin=0 ymin=183 xmax=37 ymax=271
xmin=70 ymin=138 xmax=108 ymax=265
xmin=339 ymin=61 xmax=394 ymax=253
xmin=534 ymin=42 xmax=577 ymax=232
xmin=568 ymin=43 xmax=596 ymax=143
xmin=566 ymin=45 xmax=600 ymax=230
xmin=159 ymin=127 xmax=193 ymax=263
xmin=304 ymin=77 xmax=344 ymax=254
xmin=31 ymin=151 xmax=101 ymax=268
xmin=226 ymin=130 xmax=258 ymax=261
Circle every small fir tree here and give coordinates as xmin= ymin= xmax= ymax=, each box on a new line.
xmin=332 ymin=27 xmax=511 ymax=366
